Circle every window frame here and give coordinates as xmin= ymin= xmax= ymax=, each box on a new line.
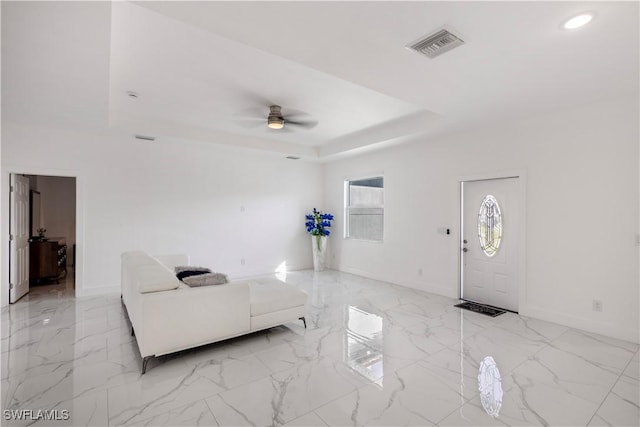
xmin=344 ymin=175 xmax=385 ymax=242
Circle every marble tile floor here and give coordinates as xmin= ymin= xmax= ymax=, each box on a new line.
xmin=1 ymin=270 xmax=638 ymax=426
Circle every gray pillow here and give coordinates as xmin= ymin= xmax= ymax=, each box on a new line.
xmin=175 ymin=266 xmax=211 ymax=281
xmin=175 ymin=266 xmax=210 ymax=274
xmin=182 ymin=272 xmax=229 ymax=287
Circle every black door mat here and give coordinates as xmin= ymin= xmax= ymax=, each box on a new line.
xmin=454 ymin=301 xmax=506 ymax=317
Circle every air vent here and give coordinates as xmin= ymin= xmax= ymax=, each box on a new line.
xmin=407 ymin=29 xmax=464 ymax=59
xmin=134 ymin=134 xmax=156 ymax=141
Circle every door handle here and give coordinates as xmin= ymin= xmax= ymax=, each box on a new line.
xmin=462 ymin=248 xmax=468 ymax=252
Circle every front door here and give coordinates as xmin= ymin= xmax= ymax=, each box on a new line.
xmin=10 ymin=174 xmax=30 ymax=303
xmin=461 ymin=178 xmax=519 ymax=312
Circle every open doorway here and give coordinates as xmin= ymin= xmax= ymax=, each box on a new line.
xmin=9 ymin=174 xmax=76 ymax=303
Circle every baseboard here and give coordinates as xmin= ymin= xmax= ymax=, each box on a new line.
xmin=334 ymin=265 xmax=458 ymax=300
xmin=76 ymin=284 xmax=120 ymax=298
xmin=520 ymin=304 xmax=640 ymax=344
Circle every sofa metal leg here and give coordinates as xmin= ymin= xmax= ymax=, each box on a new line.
xmin=141 ymin=356 xmax=153 ymax=375
xmin=299 ymin=316 xmax=307 ymax=329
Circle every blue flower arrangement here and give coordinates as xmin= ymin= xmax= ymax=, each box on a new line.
xmin=305 ymin=208 xmax=334 ymax=237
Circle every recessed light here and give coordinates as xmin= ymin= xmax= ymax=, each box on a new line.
xmin=285 ymin=156 xmax=300 ymax=160
xmin=126 ymin=91 xmax=139 ymax=99
xmin=563 ymin=13 xmax=594 ymax=30
xmin=134 ymin=134 xmax=155 ymax=141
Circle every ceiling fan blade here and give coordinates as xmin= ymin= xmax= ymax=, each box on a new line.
xmin=282 ymin=107 xmax=317 ymax=129
xmin=283 ymin=109 xmax=313 ymax=119
xmin=233 ymin=106 xmax=268 ymax=128
xmin=286 ymin=119 xmax=319 ymax=129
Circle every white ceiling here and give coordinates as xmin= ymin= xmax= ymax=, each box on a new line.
xmin=3 ymin=1 xmax=639 ymax=160
xmin=109 ymin=1 xmax=437 ymax=158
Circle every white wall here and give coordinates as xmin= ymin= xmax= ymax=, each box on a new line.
xmin=325 ymin=95 xmax=639 ymax=343
xmin=37 ymin=175 xmax=76 ymax=266
xmin=1 ymin=122 xmax=323 ymax=303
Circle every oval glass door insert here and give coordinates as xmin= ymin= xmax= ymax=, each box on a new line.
xmin=477 ymin=195 xmax=502 ymax=257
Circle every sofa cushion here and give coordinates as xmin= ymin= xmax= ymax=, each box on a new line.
xmin=249 ymin=280 xmax=307 ymax=316
xmin=182 ymin=272 xmax=229 ymax=287
xmin=137 ymin=265 xmax=181 ymax=293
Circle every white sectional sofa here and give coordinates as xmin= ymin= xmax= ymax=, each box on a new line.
xmin=121 ymin=251 xmax=307 ymax=373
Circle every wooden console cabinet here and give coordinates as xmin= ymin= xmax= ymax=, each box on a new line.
xmin=30 ymin=238 xmax=67 ymax=283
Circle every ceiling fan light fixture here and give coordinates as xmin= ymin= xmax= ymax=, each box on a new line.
xmin=267 ymin=105 xmax=285 ymax=129
xmin=267 ymin=117 xmax=284 ymax=129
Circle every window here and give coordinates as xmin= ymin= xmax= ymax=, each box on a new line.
xmin=345 ymin=176 xmax=384 ymax=241
xmin=477 ymin=195 xmax=502 ymax=257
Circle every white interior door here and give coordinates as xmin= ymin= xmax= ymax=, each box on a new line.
xmin=10 ymin=174 xmax=30 ymax=303
xmin=462 ymin=178 xmax=519 ymax=312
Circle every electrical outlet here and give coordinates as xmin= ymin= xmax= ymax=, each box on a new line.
xmin=240 ymin=258 xmax=245 ymax=266
xmin=592 ymin=299 xmax=603 ymax=312
xmin=418 ymin=268 xmax=423 ymax=276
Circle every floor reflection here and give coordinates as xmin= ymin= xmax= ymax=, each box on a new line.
xmin=344 ymin=306 xmax=384 ymax=384
xmin=478 ymin=355 xmax=503 ymax=417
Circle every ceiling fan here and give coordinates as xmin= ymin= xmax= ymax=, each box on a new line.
xmin=234 ymin=104 xmax=318 ymax=131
